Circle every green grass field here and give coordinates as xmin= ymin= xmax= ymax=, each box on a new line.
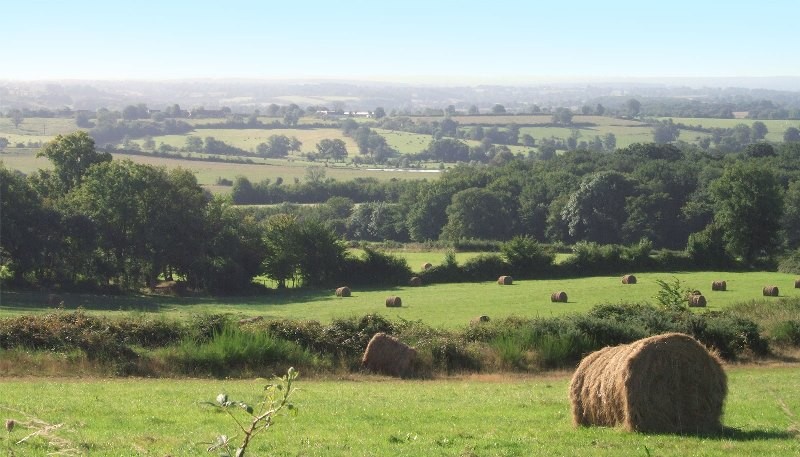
xmin=663 ymin=118 xmax=799 ymax=143
xmin=137 ymin=127 xmax=361 ymax=155
xmin=1 ymin=365 xmax=797 ymax=456
xmin=0 ymin=148 xmax=440 ymax=192
xmin=2 ymin=271 xmax=797 ymax=327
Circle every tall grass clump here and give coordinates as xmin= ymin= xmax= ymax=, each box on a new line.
xmin=727 ymin=297 xmax=800 ymax=348
xmin=168 ymin=324 xmax=316 ymax=377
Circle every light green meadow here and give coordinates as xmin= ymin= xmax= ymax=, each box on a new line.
xmin=2 ymin=271 xmax=797 ymax=327
xmin=1 ymin=365 xmax=798 ymax=456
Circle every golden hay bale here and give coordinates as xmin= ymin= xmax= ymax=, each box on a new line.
xmin=763 ymin=285 xmax=779 ymax=297
xmin=335 ymin=286 xmax=351 ymax=297
xmin=569 ymin=333 xmax=727 ymax=434
xmin=711 ymin=281 xmax=727 ymax=291
xmin=621 ymin=274 xmax=637 ymax=284
xmin=362 ymin=333 xmax=416 ymax=377
xmin=688 ymin=294 xmax=707 ymax=307
xmin=385 ymin=296 xmax=402 ymax=307
xmin=409 ymin=276 xmax=422 ymax=287
xmin=551 ymin=291 xmax=568 ymax=303
xmin=497 ymin=275 xmax=513 ymax=285
xmin=470 ymin=315 xmax=490 ymax=325
xmin=422 ymin=262 xmax=433 ymax=270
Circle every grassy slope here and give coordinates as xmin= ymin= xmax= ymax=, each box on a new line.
xmin=1 ymin=366 xmax=798 ymax=456
xmin=2 ymin=271 xmax=797 ymax=327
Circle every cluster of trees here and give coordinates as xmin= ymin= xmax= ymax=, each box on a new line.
xmin=0 ymin=132 xmax=367 ymax=292
xmin=235 ymin=141 xmax=800 ymax=268
xmin=341 ymin=120 xmax=399 ymax=162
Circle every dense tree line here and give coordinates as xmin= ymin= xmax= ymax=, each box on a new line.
xmin=234 ymin=140 xmax=800 ymax=265
xmin=3 ymin=131 xmax=800 ymax=295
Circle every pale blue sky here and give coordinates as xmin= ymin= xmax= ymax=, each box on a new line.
xmin=3 ymin=0 xmax=798 ymax=82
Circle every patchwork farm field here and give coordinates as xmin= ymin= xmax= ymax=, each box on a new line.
xmin=2 ymin=271 xmax=797 ymax=327
xmin=1 ymin=366 xmax=798 ymax=456
xmin=0 ymin=148 xmax=439 ymax=191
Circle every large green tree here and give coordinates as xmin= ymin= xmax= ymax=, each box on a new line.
xmin=441 ymin=187 xmax=511 ymax=241
xmin=37 ymin=131 xmax=111 ymax=192
xmin=560 ymin=171 xmax=634 ymax=244
xmin=782 ymin=179 xmax=800 ymax=250
xmin=709 ymin=161 xmax=784 ymax=264
xmin=188 ymin=196 xmax=265 ymax=292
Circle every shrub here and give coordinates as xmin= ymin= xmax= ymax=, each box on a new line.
xmin=461 ymin=254 xmax=509 ymax=281
xmin=342 ymin=247 xmax=412 ymax=286
xmin=418 ymin=250 xmax=462 ymax=284
xmin=653 ymin=277 xmax=690 ymax=311
xmin=500 ymin=236 xmax=555 ymax=278
xmin=561 ymin=242 xmax=622 ymax=276
xmin=686 ymin=225 xmax=736 ymax=269
xmin=620 ymin=239 xmax=654 ymax=269
xmin=771 ymin=320 xmax=800 ymax=346
xmin=692 ymin=312 xmax=769 ymax=359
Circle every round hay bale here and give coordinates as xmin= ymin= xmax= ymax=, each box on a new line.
xmin=763 ymin=285 xmax=779 ymax=297
xmin=569 ymin=333 xmax=727 ymax=434
xmin=335 ymin=286 xmax=351 ymax=297
xmin=422 ymin=262 xmax=433 ymax=270
xmin=362 ymin=333 xmax=416 ymax=377
xmin=551 ymin=291 xmax=568 ymax=303
xmin=795 ymin=278 xmax=800 ymax=289
xmin=497 ymin=275 xmax=513 ymax=285
xmin=409 ymin=276 xmax=422 ymax=287
xmin=621 ymin=274 xmax=637 ymax=285
xmin=385 ymin=296 xmax=402 ymax=307
xmin=711 ymin=280 xmax=727 ymax=291
xmin=688 ymin=294 xmax=707 ymax=307
xmin=470 ymin=315 xmax=490 ymax=325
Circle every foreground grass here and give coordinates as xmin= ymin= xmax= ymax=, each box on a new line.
xmin=1 ymin=365 xmax=798 ymax=456
xmin=2 ymin=271 xmax=798 ymax=328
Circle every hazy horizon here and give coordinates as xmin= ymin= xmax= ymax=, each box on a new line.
xmin=4 ymin=0 xmax=799 ymax=85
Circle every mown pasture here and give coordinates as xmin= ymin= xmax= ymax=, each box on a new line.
xmin=1 ymin=366 xmax=798 ymax=456
xmin=2 ymin=271 xmax=797 ymax=327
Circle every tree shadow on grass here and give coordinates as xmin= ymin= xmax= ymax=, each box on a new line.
xmin=642 ymin=426 xmax=797 ymax=441
xmin=716 ymin=426 xmax=797 ymax=441
xmin=0 ymin=288 xmax=340 ymax=313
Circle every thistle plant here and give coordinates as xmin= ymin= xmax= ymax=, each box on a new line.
xmin=205 ymin=367 xmax=298 ymax=457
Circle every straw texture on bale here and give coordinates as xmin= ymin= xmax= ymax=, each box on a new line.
xmin=763 ymin=286 xmax=779 ymax=297
xmin=497 ymin=275 xmax=513 ymax=285
xmin=795 ymin=278 xmax=800 ymax=289
xmin=621 ymin=274 xmax=637 ymax=284
xmin=711 ymin=281 xmax=727 ymax=291
xmin=569 ymin=333 xmax=727 ymax=434
xmin=422 ymin=262 xmax=433 ymax=270
xmin=551 ymin=291 xmax=568 ymax=303
xmin=470 ymin=315 xmax=490 ymax=325
xmin=362 ymin=333 xmax=416 ymax=377
xmin=335 ymin=286 xmax=351 ymax=297
xmin=688 ymin=294 xmax=707 ymax=307
xmin=385 ymin=296 xmax=402 ymax=307
xmin=409 ymin=276 xmax=422 ymax=287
